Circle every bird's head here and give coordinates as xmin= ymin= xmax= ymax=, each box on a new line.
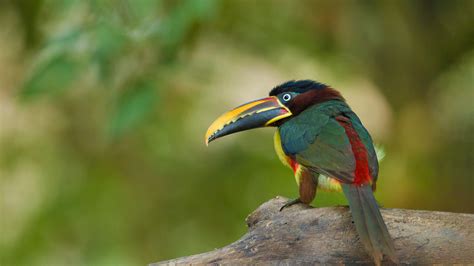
xmin=205 ymin=80 xmax=344 ymax=145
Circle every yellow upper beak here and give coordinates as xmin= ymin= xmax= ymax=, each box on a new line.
xmin=205 ymin=96 xmax=292 ymax=145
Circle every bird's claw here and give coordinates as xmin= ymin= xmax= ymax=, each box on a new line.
xmin=279 ymin=198 xmax=302 ymax=211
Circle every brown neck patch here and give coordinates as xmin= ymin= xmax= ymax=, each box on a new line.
xmin=288 ymin=87 xmax=345 ymax=115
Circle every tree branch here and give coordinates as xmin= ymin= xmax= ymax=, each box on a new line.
xmin=151 ymin=196 xmax=474 ymax=265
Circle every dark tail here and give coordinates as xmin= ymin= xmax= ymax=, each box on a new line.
xmin=342 ymin=183 xmax=397 ymax=265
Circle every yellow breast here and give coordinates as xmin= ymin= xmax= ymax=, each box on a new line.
xmin=273 ymin=131 xmax=291 ymax=169
xmin=274 ymin=130 xmax=342 ymax=192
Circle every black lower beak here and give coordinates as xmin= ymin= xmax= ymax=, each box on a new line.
xmin=205 ymin=96 xmax=292 ymax=145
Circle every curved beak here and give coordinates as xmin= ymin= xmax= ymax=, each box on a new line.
xmin=205 ymin=96 xmax=292 ymax=145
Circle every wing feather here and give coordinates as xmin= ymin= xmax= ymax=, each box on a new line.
xmin=345 ymin=113 xmax=378 ymax=181
xmin=279 ymin=101 xmax=357 ymax=184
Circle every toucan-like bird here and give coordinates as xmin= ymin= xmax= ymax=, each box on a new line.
xmin=205 ymin=80 xmax=397 ymax=264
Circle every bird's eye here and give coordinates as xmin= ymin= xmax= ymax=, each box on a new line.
xmin=282 ymin=93 xmax=292 ymax=102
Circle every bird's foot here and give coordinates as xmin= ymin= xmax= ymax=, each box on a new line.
xmin=279 ymin=198 xmax=302 ymax=212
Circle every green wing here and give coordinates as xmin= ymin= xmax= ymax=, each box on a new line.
xmin=279 ymin=101 xmax=356 ymax=184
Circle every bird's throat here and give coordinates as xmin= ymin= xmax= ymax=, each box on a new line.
xmin=274 ymin=130 xmax=301 ymax=184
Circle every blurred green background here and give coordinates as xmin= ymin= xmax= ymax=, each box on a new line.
xmin=1 ymin=0 xmax=473 ymax=265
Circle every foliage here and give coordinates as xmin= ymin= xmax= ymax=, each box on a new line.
xmin=1 ymin=0 xmax=473 ymax=265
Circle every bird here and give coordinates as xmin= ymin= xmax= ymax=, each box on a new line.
xmin=204 ymin=80 xmax=397 ymax=265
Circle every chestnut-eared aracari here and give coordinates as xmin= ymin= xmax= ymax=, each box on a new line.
xmin=205 ymin=80 xmax=396 ymax=265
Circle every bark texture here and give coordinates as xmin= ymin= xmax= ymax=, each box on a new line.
xmin=152 ymin=196 xmax=474 ymax=265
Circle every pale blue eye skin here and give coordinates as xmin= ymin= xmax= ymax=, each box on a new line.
xmin=282 ymin=93 xmax=292 ymax=102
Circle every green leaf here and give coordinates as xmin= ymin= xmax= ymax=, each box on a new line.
xmin=45 ymin=27 xmax=82 ymax=53
xmin=21 ymin=56 xmax=78 ymax=99
xmin=127 ymin=0 xmax=160 ymax=19
xmin=93 ymin=23 xmax=126 ymax=62
xmin=109 ymin=82 xmax=156 ymax=137
xmin=158 ymin=0 xmax=216 ymax=58
xmin=92 ymin=23 xmax=126 ymax=79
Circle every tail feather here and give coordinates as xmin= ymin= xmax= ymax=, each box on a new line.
xmin=342 ymin=183 xmax=397 ymax=265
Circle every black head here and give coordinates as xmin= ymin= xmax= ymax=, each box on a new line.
xmin=269 ymin=80 xmax=328 ymax=96
xmin=269 ymin=80 xmax=343 ymax=116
